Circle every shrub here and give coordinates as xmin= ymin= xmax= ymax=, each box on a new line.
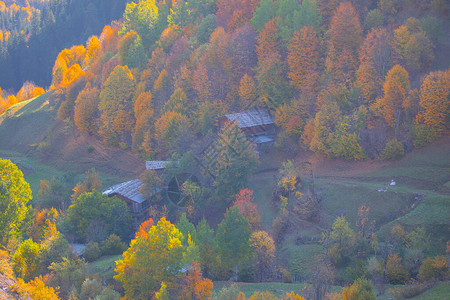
xmin=342 ymin=277 xmax=377 ymax=300
xmin=412 ymin=124 xmax=438 ymax=148
xmin=390 ymin=279 xmax=432 ymax=299
xmin=386 ymin=253 xmax=410 ymax=284
xmin=87 ymin=145 xmax=94 ymax=153
xmin=83 ymin=242 xmax=101 ymax=262
xmin=380 ymin=139 xmax=404 ymax=160
xmin=101 ymin=234 xmax=126 ymax=256
xmin=418 ymin=256 xmax=449 ymax=282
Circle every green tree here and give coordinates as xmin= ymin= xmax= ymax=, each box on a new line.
xmin=329 ymin=216 xmax=355 ymax=264
xmin=196 ymin=218 xmax=219 ymax=278
xmin=65 ymin=191 xmax=132 ymax=242
xmin=216 ymin=207 xmax=252 ymax=280
xmin=0 ymin=159 xmax=32 ymax=245
xmin=121 ymin=0 xmax=161 ymax=48
xmin=177 ymin=213 xmax=197 ymax=246
xmin=115 ymin=217 xmax=186 ymax=299
xmin=48 ymin=257 xmax=87 ymax=299
xmin=13 ymin=239 xmax=40 ymax=281
xmin=213 ymin=122 xmax=259 ymax=203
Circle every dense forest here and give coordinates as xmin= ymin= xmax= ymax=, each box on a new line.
xmin=0 ymin=0 xmax=449 ymax=299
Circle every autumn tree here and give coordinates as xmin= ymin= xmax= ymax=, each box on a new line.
xmin=327 ymin=2 xmax=362 ymax=54
xmin=121 ymin=0 xmax=162 ymax=48
xmin=13 ymin=239 xmax=40 ymax=281
xmin=12 ymin=276 xmax=59 ymax=300
xmin=133 ymin=90 xmax=154 ymax=152
xmin=418 ymin=256 xmax=449 ymax=282
xmin=416 ymin=70 xmax=450 ymax=135
xmin=216 ymin=206 xmax=252 ymax=280
xmin=155 ymin=110 xmax=190 ymax=154
xmin=0 ymin=159 xmax=32 ymax=245
xmin=179 ymin=262 xmax=214 ymax=300
xmin=74 ymin=86 xmax=100 ymax=134
xmin=99 ymin=65 xmax=136 ymax=145
xmin=326 ymin=2 xmax=362 ymax=84
xmin=373 ymin=64 xmax=410 ymax=132
xmin=385 ymin=253 xmax=409 ymax=284
xmin=250 ymin=231 xmax=275 ymax=281
xmin=287 ymin=26 xmax=319 ymax=94
xmin=115 ymin=217 xmax=187 ymax=299
xmin=84 ymin=35 xmax=102 ymax=68
xmin=256 ymin=18 xmax=281 ymax=63
xmin=392 ymin=24 xmax=434 ymax=72
xmin=341 ymin=277 xmax=377 ymax=300
xmin=70 ymin=169 xmax=102 ymax=202
xmin=359 ymin=28 xmax=392 ymax=81
xmin=233 ymin=189 xmax=261 ymax=231
xmin=239 ymin=74 xmax=258 ymax=109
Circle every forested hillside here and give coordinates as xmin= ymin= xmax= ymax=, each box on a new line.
xmin=0 ymin=0 xmax=126 ymax=91
xmin=29 ymin=0 xmax=449 ymax=162
xmin=0 ymin=0 xmax=449 ymax=299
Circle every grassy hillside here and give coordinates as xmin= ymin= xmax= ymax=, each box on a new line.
xmin=0 ymin=92 xmax=145 ymax=195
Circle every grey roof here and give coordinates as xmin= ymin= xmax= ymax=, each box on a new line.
xmin=253 ymin=135 xmax=274 ymax=144
xmin=223 ymin=109 xmax=274 ymax=129
xmin=146 ymin=161 xmax=171 ymax=170
xmin=102 ymin=179 xmax=146 ymax=203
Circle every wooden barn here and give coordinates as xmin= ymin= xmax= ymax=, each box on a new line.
xmin=217 ymin=108 xmax=276 ymax=152
xmin=102 ymin=179 xmax=151 ymax=227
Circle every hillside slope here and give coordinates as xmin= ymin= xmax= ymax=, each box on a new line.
xmin=0 ymin=92 xmax=144 ymax=180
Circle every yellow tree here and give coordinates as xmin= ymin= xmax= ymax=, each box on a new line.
xmin=99 ymin=65 xmax=136 ymax=145
xmin=115 ymin=217 xmax=186 ymax=299
xmin=250 ymin=231 xmax=275 ymax=282
xmin=416 ymin=70 xmax=450 ymax=134
xmin=239 ymin=74 xmax=258 ymax=108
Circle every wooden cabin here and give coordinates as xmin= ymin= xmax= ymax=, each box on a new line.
xmin=217 ymin=108 xmax=276 ymax=152
xmin=102 ymin=179 xmax=151 ymax=228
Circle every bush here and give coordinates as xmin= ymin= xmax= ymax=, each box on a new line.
xmin=380 ymin=139 xmax=404 ymax=160
xmin=390 ymin=279 xmax=432 ymax=299
xmin=87 ymin=145 xmax=94 ymax=153
xmin=101 ymin=234 xmax=126 ymax=256
xmin=412 ymin=124 xmax=438 ymax=148
xmin=83 ymin=242 xmax=101 ymax=262
xmin=342 ymin=277 xmax=377 ymax=300
xmin=386 ymin=253 xmax=410 ymax=284
xmin=418 ymin=256 xmax=449 ymax=282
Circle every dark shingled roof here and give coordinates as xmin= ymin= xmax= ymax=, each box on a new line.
xmin=223 ymin=109 xmax=274 ymax=129
xmin=102 ymin=179 xmax=145 ymax=203
xmin=145 ymin=160 xmax=171 ymax=170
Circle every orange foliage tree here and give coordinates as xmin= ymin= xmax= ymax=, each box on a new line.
xmin=233 ymin=189 xmax=261 ymax=231
xmin=287 ymin=26 xmax=319 ymax=94
xmin=133 ymin=91 xmax=155 ymax=152
xmin=416 ymin=70 xmax=450 ymax=134
xmin=74 ymin=87 xmax=100 ymax=135
xmin=155 ymin=110 xmax=190 ymax=153
xmin=239 ymin=74 xmax=258 ymax=108
xmin=373 ymin=64 xmax=410 ymax=129
xmin=179 ymin=262 xmax=213 ymax=300
xmin=256 ymin=17 xmax=281 ymax=63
